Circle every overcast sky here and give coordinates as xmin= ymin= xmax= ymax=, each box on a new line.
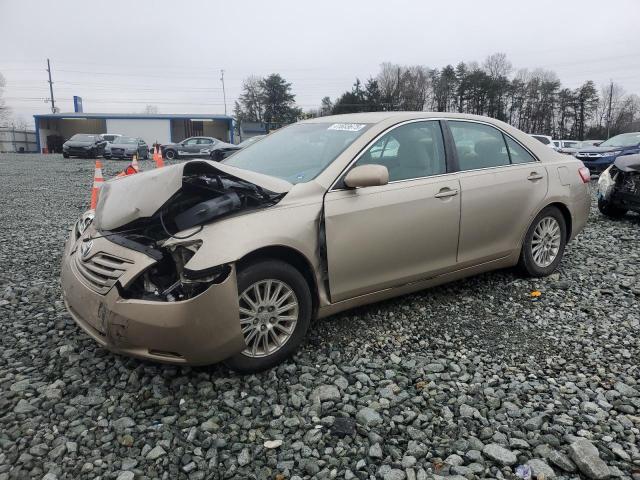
xmin=1 ymin=0 xmax=639 ymax=124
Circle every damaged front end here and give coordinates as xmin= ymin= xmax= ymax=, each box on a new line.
xmin=91 ymin=161 xmax=289 ymax=302
xmin=598 ymin=154 xmax=640 ymax=211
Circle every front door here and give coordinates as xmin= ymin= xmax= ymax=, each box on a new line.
xmin=324 ymin=120 xmax=461 ymax=303
xmin=446 ymin=120 xmax=548 ymax=265
xmin=179 ymin=138 xmax=200 ymax=156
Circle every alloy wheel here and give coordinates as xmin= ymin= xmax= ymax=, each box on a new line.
xmin=531 ymin=216 xmax=561 ymax=268
xmin=239 ymin=279 xmax=299 ymax=358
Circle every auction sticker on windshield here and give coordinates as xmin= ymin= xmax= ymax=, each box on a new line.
xmin=328 ymin=123 xmax=367 ymax=132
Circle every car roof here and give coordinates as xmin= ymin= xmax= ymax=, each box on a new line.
xmin=302 ymin=111 xmax=515 ymax=125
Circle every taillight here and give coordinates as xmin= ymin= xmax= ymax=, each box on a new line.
xmin=578 ymin=166 xmax=590 ymax=183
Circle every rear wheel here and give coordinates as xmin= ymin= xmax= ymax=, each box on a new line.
xmin=164 ymin=149 xmax=176 ymax=160
xmin=224 ymin=260 xmax=312 ymax=373
xmin=518 ymin=206 xmax=567 ymax=277
xmin=597 ymin=198 xmax=627 ymax=218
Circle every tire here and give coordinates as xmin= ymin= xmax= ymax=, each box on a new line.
xmin=87 ymin=149 xmax=96 ymax=159
xmin=62 ymin=153 xmax=69 ymax=159
xmin=518 ymin=206 xmax=567 ymax=277
xmin=597 ymin=198 xmax=627 ymax=218
xmin=164 ymin=149 xmax=176 ymax=160
xmin=224 ymin=259 xmax=312 ymax=373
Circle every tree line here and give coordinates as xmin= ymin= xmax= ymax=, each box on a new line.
xmin=234 ymin=73 xmax=302 ymax=131
xmin=235 ymin=53 xmax=639 ymax=140
xmin=323 ymin=53 xmax=639 ymax=140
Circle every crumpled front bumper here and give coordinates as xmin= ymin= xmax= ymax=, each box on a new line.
xmin=60 ymin=228 xmax=245 ymax=365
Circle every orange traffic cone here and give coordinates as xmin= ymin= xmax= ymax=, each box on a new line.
xmin=116 ymin=164 xmax=138 ymax=178
xmin=131 ymin=152 xmax=139 ymax=172
xmin=90 ymin=160 xmax=104 ymax=209
xmin=154 ymin=146 xmax=165 ymax=168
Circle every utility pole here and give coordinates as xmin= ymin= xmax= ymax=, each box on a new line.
xmin=220 ymin=69 xmax=227 ymax=115
xmin=606 ymin=80 xmax=613 ymax=139
xmin=46 ymin=58 xmax=56 ymax=114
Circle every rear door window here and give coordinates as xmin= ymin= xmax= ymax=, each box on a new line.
xmin=505 ymin=136 xmax=537 ymax=164
xmin=449 ymin=121 xmax=510 ymax=171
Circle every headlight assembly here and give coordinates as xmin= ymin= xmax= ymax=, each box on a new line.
xmin=76 ymin=210 xmax=95 ymax=237
xmin=597 ymin=166 xmax=615 ymax=200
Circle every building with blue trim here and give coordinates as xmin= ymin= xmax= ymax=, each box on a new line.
xmin=33 ymin=112 xmax=234 ymax=153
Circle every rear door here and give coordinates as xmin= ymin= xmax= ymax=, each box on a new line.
xmin=198 ymin=138 xmax=215 ymax=156
xmin=446 ymin=120 xmax=548 ymax=265
xmin=324 ymin=120 xmax=461 ymax=302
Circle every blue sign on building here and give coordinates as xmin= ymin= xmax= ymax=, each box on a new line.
xmin=73 ymin=96 xmax=83 ymax=113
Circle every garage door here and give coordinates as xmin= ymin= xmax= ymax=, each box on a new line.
xmin=105 ymin=119 xmax=171 ymax=146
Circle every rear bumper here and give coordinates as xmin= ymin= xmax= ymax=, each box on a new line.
xmin=60 ymin=229 xmax=245 ymax=365
xmin=568 ymin=182 xmax=591 ymax=242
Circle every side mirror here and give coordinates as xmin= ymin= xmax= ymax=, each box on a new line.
xmin=344 ymin=164 xmax=389 ymax=188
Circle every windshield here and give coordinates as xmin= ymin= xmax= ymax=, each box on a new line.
xmin=70 ymin=134 xmax=97 ymax=142
xmin=224 ymin=122 xmax=371 ymax=184
xmin=114 ymin=137 xmax=138 ymax=144
xmin=600 ymin=132 xmax=640 ymax=148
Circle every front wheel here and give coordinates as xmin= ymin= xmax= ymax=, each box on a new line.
xmin=224 ymin=260 xmax=312 ymax=373
xmin=164 ymin=149 xmax=176 ymax=160
xmin=518 ymin=206 xmax=567 ymax=277
xmin=597 ymin=198 xmax=627 ymax=219
xmin=62 ymin=153 xmax=69 ymax=158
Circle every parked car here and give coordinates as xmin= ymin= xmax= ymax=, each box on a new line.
xmin=206 ymin=135 xmax=268 ymax=161
xmin=557 ymin=139 xmax=605 ymax=156
xmin=161 ymin=136 xmax=237 ymax=161
xmin=101 ymin=134 xmax=122 ymax=144
xmin=553 ymin=140 xmax=580 ymax=149
xmin=62 ymin=134 xmax=107 ymax=159
xmin=61 ymin=112 xmax=590 ymax=372
xmin=104 ymin=136 xmax=149 ymax=160
xmin=597 ymin=154 xmax=640 ymax=218
xmin=574 ymin=132 xmax=640 ymax=174
xmin=530 ymin=134 xmax=557 ymax=149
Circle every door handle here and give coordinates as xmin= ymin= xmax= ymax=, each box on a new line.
xmin=434 ymin=188 xmax=459 ymax=199
xmin=527 ymin=172 xmax=544 ymax=181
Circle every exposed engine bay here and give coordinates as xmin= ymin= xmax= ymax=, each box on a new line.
xmin=91 ymin=162 xmax=285 ymax=302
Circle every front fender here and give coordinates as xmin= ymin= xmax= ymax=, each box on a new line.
xmin=180 ymin=202 xmax=323 ymax=275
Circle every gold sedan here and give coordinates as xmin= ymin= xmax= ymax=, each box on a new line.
xmin=61 ymin=112 xmax=591 ymax=372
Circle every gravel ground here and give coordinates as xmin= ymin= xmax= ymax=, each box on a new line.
xmin=1 ymin=153 xmax=639 ymax=480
